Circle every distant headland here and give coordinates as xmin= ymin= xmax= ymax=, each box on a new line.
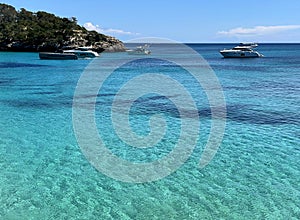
xmin=0 ymin=4 xmax=126 ymax=52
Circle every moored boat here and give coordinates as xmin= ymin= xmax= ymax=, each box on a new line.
xmin=63 ymin=47 xmax=100 ymax=58
xmin=127 ymin=44 xmax=151 ymax=55
xmin=39 ymin=52 xmax=78 ymax=60
xmin=220 ymin=43 xmax=263 ymax=58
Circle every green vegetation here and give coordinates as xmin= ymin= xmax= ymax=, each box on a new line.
xmin=0 ymin=4 xmax=124 ymax=52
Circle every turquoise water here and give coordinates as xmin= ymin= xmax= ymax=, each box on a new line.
xmin=0 ymin=44 xmax=299 ymax=219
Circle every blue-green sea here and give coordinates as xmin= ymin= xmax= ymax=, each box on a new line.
xmin=0 ymin=44 xmax=299 ymax=219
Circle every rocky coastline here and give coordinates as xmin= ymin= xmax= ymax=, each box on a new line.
xmin=0 ymin=4 xmax=126 ymax=52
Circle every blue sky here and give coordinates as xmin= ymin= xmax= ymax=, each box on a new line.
xmin=2 ymin=0 xmax=300 ymax=42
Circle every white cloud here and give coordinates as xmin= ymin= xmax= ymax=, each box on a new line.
xmin=218 ymin=25 xmax=300 ymax=37
xmin=84 ymin=22 xmax=139 ymax=36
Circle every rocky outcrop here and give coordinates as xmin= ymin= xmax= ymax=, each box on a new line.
xmin=94 ymin=39 xmax=126 ymax=52
xmin=59 ymin=30 xmax=126 ymax=52
xmin=0 ymin=3 xmax=126 ymax=52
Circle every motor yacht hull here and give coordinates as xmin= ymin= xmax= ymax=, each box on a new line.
xmin=39 ymin=52 xmax=78 ymax=60
xmin=220 ymin=50 xmax=262 ymax=58
xmin=127 ymin=44 xmax=151 ymax=55
xmin=127 ymin=50 xmax=151 ymax=55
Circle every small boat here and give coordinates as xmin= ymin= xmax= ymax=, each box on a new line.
xmin=63 ymin=46 xmax=100 ymax=58
xmin=127 ymin=44 xmax=151 ymax=55
xmin=39 ymin=52 xmax=78 ymax=60
xmin=220 ymin=43 xmax=263 ymax=58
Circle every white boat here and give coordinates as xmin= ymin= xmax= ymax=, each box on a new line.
xmin=220 ymin=43 xmax=263 ymax=58
xmin=63 ymin=47 xmax=100 ymax=58
xmin=127 ymin=44 xmax=151 ymax=55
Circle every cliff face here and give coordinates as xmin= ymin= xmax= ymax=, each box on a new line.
xmin=0 ymin=4 xmax=126 ymax=52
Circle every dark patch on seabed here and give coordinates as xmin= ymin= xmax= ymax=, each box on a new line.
xmin=30 ymin=91 xmax=58 ymax=95
xmin=1 ymin=95 xmax=299 ymax=126
xmin=0 ymin=62 xmax=49 ymax=68
xmin=225 ymin=105 xmax=300 ymax=125
xmin=211 ymin=64 xmax=270 ymax=72
xmin=0 ymin=78 xmax=19 ymax=85
xmin=0 ymin=98 xmax=72 ymax=109
xmin=131 ymin=100 xmax=299 ymax=125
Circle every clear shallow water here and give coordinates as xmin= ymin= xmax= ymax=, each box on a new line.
xmin=0 ymin=44 xmax=299 ymax=219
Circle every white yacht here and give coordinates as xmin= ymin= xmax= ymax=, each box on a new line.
xmin=220 ymin=43 xmax=263 ymax=58
xmin=63 ymin=46 xmax=100 ymax=58
xmin=127 ymin=44 xmax=151 ymax=55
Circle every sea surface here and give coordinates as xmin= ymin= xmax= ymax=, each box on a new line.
xmin=0 ymin=44 xmax=299 ymax=219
